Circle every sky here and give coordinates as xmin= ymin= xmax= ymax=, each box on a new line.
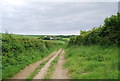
xmin=0 ymin=0 xmax=119 ymax=35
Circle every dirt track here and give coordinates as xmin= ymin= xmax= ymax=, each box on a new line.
xmin=52 ymin=50 xmax=69 ymax=79
xmin=33 ymin=49 xmax=62 ymax=79
xmin=11 ymin=50 xmax=57 ymax=79
xmin=10 ymin=48 xmax=69 ymax=80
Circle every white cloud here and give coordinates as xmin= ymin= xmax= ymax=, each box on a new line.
xmin=1 ymin=2 xmax=118 ymax=35
xmin=1 ymin=0 xmax=119 ymax=2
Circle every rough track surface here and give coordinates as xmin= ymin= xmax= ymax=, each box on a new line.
xmin=52 ymin=50 xmax=69 ymax=79
xmin=11 ymin=51 xmax=57 ymax=79
xmin=33 ymin=49 xmax=62 ymax=79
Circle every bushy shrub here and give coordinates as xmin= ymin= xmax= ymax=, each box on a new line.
xmin=69 ymin=13 xmax=119 ymax=46
xmin=2 ymin=34 xmax=63 ymax=79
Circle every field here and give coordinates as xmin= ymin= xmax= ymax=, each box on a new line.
xmin=64 ymin=45 xmax=118 ymax=79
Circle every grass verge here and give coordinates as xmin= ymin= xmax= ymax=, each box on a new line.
xmin=64 ymin=45 xmax=118 ymax=79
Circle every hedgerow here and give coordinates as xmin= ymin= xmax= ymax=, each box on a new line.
xmin=2 ymin=33 xmax=62 ymax=79
xmin=68 ymin=13 xmax=120 ymax=46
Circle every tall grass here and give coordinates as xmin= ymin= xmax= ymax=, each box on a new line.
xmin=64 ymin=45 xmax=118 ymax=79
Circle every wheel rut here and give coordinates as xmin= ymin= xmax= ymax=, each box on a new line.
xmin=11 ymin=50 xmax=57 ymax=79
xmin=52 ymin=50 xmax=69 ymax=79
xmin=33 ymin=49 xmax=62 ymax=79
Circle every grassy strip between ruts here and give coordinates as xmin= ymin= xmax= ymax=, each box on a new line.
xmin=44 ymin=53 xmax=60 ymax=79
xmin=26 ymin=54 xmax=52 ymax=81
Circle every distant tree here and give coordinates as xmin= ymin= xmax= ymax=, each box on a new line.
xmin=43 ymin=37 xmax=50 ymax=40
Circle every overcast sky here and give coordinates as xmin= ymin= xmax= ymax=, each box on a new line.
xmin=0 ymin=0 xmax=119 ymax=35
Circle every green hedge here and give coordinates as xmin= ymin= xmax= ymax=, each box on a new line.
xmin=69 ymin=13 xmax=120 ymax=46
xmin=2 ymin=34 xmax=62 ymax=79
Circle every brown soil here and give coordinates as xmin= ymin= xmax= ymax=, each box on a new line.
xmin=11 ymin=50 xmax=57 ymax=79
xmin=33 ymin=49 xmax=62 ymax=79
xmin=52 ymin=50 xmax=69 ymax=79
xmin=10 ymin=48 xmax=69 ymax=80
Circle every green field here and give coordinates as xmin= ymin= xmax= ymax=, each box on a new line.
xmin=49 ymin=40 xmax=65 ymax=44
xmin=1 ymin=34 xmax=43 ymax=38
